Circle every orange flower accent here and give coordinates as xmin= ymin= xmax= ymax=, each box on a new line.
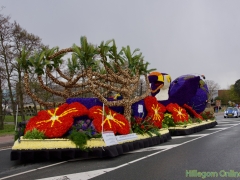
xmin=151 ymin=104 xmax=164 ymax=120
xmin=144 ymin=96 xmax=166 ymax=128
xmin=25 ymin=102 xmax=89 ymax=138
xmin=173 ymin=107 xmax=187 ymax=120
xmin=89 ymin=106 xmax=130 ymax=135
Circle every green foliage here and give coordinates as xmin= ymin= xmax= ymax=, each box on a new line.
xmin=98 ymin=39 xmax=156 ymax=76
xmin=68 ymin=54 xmax=79 ymax=75
xmin=23 ymin=128 xmax=46 ymax=139
xmin=72 ymin=36 xmax=97 ymax=70
xmin=215 ymin=95 xmax=228 ymax=105
xmin=45 ymin=47 xmax=64 ymax=69
xmin=17 ymin=46 xmax=31 ymax=72
xmin=234 ymin=79 xmax=240 ymax=97
xmin=146 ymin=128 xmax=161 ymax=137
xmin=19 ymin=36 xmax=155 ymax=79
xmin=175 ymin=120 xmax=191 ymax=127
xmin=131 ymin=116 xmax=161 ymax=137
xmin=4 ymin=116 xmax=33 ymax=122
xmin=68 ymin=129 xmax=88 ymax=150
xmin=0 ymin=124 xmax=15 ymax=136
xmin=162 ymin=113 xmax=175 ymax=128
xmin=229 ymin=85 xmax=240 ymax=104
xmin=192 ymin=118 xmax=202 ymax=123
xmin=162 ymin=113 xmax=192 ymax=128
xmin=18 ymin=46 xmax=64 ymax=75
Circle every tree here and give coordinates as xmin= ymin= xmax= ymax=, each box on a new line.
xmin=205 ymin=80 xmax=220 ymax=103
xmin=88 ymin=40 xmax=155 ymax=122
xmin=229 ymin=85 xmax=240 ymax=104
xmin=19 ymin=36 xmax=156 ymax=130
xmin=234 ymin=79 xmax=240 ymax=97
xmin=11 ymin=22 xmax=44 ymax=121
xmin=0 ymin=67 xmax=4 ymax=130
xmin=0 ymin=13 xmax=16 ymax=124
xmin=0 ymin=12 xmax=45 ymax=125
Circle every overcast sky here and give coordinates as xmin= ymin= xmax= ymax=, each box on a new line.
xmin=1 ymin=0 xmax=240 ymax=89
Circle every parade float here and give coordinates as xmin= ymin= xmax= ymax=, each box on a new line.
xmin=11 ymin=37 xmax=217 ymax=161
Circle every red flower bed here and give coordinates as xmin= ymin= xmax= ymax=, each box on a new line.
xmin=25 ymin=102 xmax=89 ymax=138
xmin=89 ymin=106 xmax=130 ymax=135
xmin=166 ymin=103 xmax=189 ymax=123
xmin=144 ymin=96 xmax=166 ymax=128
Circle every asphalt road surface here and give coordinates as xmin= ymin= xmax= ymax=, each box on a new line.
xmin=1 ymin=114 xmax=240 ymax=180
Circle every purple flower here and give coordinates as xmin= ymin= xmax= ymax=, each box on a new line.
xmin=86 ymin=119 xmax=91 ymax=125
xmin=82 ymin=123 xmax=88 ymax=130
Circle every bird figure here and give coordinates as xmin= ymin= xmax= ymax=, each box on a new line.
xmin=148 ymin=72 xmax=208 ymax=113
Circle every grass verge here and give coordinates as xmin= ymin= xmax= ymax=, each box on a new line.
xmin=4 ymin=115 xmax=33 ymax=122
xmin=0 ymin=124 xmax=15 ymax=137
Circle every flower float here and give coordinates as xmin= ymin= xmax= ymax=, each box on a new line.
xmin=89 ymin=105 xmax=130 ymax=135
xmin=144 ymin=96 xmax=166 ymax=128
xmin=24 ymin=102 xmax=89 ymax=138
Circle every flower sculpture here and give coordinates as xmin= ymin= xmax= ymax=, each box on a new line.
xmin=89 ymin=106 xmax=130 ymax=135
xmin=166 ymin=103 xmax=189 ymax=123
xmin=144 ymin=96 xmax=166 ymax=128
xmin=25 ymin=102 xmax=89 ymax=138
xmin=183 ymin=104 xmax=203 ymax=120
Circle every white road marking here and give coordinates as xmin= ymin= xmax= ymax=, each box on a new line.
xmin=0 ymin=147 xmax=11 ymax=151
xmin=218 ymin=120 xmax=239 ymax=122
xmin=36 ymin=168 xmax=117 ymax=180
xmin=217 ymin=122 xmax=236 ymax=124
xmin=172 ymin=134 xmax=208 ymax=139
xmin=0 ymin=161 xmax=68 ymax=180
xmin=217 ymin=124 xmax=239 ymax=126
xmin=206 ymin=128 xmax=227 ymax=130
xmin=3 ymin=122 xmax=240 ymax=180
xmin=129 ymin=144 xmax=181 ymax=153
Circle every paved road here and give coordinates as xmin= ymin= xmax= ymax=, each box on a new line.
xmin=1 ymin=114 xmax=239 ymax=180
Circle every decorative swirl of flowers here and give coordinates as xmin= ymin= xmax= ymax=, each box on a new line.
xmin=25 ymin=102 xmax=89 ymax=138
xmin=166 ymin=103 xmax=189 ymax=123
xmin=88 ymin=106 xmax=130 ymax=135
xmin=183 ymin=104 xmax=203 ymax=120
xmin=144 ymin=96 xmax=166 ymax=128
